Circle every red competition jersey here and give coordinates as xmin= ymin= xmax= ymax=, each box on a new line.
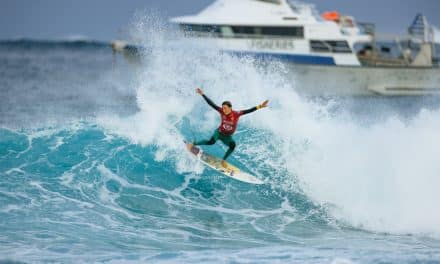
xmin=201 ymin=94 xmax=258 ymax=136
xmin=217 ymin=109 xmax=243 ymax=135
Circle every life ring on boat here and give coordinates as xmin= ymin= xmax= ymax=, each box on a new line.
xmin=322 ymin=11 xmax=340 ymax=22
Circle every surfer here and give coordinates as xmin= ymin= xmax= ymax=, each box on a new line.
xmin=188 ymin=88 xmax=269 ymax=168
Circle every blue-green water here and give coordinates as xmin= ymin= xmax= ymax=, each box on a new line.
xmin=1 ymin=39 xmax=440 ymax=263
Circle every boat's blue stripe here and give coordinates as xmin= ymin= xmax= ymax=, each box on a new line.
xmin=226 ymin=51 xmax=336 ymax=65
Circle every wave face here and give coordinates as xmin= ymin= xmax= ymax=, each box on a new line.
xmin=2 ymin=16 xmax=440 ymax=263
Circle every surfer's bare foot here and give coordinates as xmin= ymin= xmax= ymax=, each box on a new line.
xmin=221 ymin=160 xmax=228 ymax=168
xmin=186 ymin=143 xmax=193 ymax=151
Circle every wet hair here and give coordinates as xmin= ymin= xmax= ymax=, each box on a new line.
xmin=222 ymin=101 xmax=232 ymax=108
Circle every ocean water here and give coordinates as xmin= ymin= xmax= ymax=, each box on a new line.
xmin=2 ymin=23 xmax=440 ymax=263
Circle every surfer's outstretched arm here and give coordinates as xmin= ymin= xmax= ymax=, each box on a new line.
xmin=196 ymin=88 xmax=220 ymax=111
xmin=202 ymin=95 xmax=221 ymax=111
xmin=240 ymin=106 xmax=258 ymax=115
xmin=240 ymin=100 xmax=269 ymax=115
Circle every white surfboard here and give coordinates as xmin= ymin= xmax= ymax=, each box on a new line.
xmin=186 ymin=143 xmax=264 ymax=185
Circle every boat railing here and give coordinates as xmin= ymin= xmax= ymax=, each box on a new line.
xmin=357 ymin=23 xmax=376 ymax=36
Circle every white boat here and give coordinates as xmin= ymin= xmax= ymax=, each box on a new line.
xmin=112 ymin=0 xmax=440 ymax=96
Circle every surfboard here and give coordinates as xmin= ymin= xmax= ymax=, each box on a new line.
xmin=185 ymin=143 xmax=264 ymax=185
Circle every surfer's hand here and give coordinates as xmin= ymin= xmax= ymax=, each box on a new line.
xmin=259 ymin=100 xmax=269 ymax=109
xmin=196 ymin=88 xmax=204 ymax=95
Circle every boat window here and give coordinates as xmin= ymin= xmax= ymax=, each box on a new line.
xmin=262 ymin=27 xmax=303 ymax=37
xmin=220 ymin=26 xmax=234 ymax=38
xmin=231 ymin=26 xmax=304 ymax=38
xmin=180 ymin=24 xmax=221 ymax=36
xmin=180 ymin=24 xmax=304 ymax=38
xmin=310 ymin=40 xmax=331 ymax=52
xmin=230 ymin=26 xmax=255 ymax=35
xmin=310 ymin=40 xmax=352 ymax=53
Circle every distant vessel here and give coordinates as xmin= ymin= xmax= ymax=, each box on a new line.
xmin=112 ymin=0 xmax=440 ymax=96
